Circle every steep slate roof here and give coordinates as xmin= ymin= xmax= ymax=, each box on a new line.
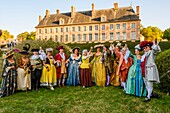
xmin=36 ymin=6 xmax=140 ymax=28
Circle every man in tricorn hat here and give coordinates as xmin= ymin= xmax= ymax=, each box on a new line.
xmin=54 ymin=45 xmax=67 ymax=87
xmin=140 ymin=39 xmax=161 ymax=102
xmin=30 ymin=48 xmax=43 ymax=91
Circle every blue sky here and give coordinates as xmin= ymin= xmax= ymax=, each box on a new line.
xmin=0 ymin=0 xmax=170 ymax=37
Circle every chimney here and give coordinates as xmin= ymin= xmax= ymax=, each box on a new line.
xmin=71 ymin=6 xmax=75 ymax=18
xmin=92 ymin=3 xmax=95 ymax=18
xmin=46 ymin=9 xmax=50 ymax=17
xmin=56 ymin=9 xmax=60 ymax=14
xmin=136 ymin=6 xmax=140 ymax=16
xmin=39 ymin=15 xmax=42 ymax=23
xmin=114 ymin=2 xmax=118 ymax=10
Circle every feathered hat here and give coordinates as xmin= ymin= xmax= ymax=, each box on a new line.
xmin=5 ymin=49 xmax=14 ymax=58
xmin=72 ymin=46 xmax=80 ymax=53
xmin=19 ymin=43 xmax=30 ymax=55
xmin=135 ymin=44 xmax=141 ymax=51
xmin=140 ymin=41 xmax=153 ymax=49
xmin=46 ymin=48 xmax=53 ymax=53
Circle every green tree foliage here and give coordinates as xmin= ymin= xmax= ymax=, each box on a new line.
xmin=140 ymin=26 xmax=163 ymax=41
xmin=163 ymin=28 xmax=170 ymax=41
xmin=0 ymin=30 xmax=14 ymax=40
xmin=17 ymin=31 xmax=36 ymax=40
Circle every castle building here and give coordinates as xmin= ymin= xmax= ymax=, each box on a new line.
xmin=35 ymin=3 xmax=140 ymax=43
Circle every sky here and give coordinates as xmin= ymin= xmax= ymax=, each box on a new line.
xmin=0 ymin=0 xmax=170 ymax=37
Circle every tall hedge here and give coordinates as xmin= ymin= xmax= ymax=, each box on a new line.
xmin=155 ymin=49 xmax=170 ymax=93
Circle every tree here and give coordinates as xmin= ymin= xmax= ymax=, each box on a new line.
xmin=140 ymin=26 xmax=163 ymax=41
xmin=0 ymin=30 xmax=2 ymax=37
xmin=17 ymin=31 xmax=36 ymax=41
xmin=0 ymin=30 xmax=14 ymax=40
xmin=163 ymin=28 xmax=170 ymax=41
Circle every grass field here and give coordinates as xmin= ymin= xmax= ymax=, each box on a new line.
xmin=0 ymin=86 xmax=169 ymax=113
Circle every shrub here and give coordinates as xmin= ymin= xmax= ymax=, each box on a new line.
xmin=155 ymin=48 xmax=170 ymax=93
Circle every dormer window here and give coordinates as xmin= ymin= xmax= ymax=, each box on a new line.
xmin=101 ymin=15 xmax=106 ymax=22
xmin=59 ymin=18 xmax=64 ymax=25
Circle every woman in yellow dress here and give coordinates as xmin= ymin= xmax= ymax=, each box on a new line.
xmin=40 ymin=48 xmax=57 ymax=90
xmin=90 ymin=44 xmax=106 ymax=87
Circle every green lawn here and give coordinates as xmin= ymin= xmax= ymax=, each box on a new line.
xmin=0 ymin=86 xmax=169 ymax=113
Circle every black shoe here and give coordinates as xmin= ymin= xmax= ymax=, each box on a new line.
xmin=143 ymin=98 xmax=150 ymax=102
xmin=151 ymin=93 xmax=160 ymax=98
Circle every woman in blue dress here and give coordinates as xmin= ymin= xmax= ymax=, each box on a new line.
xmin=126 ymin=44 xmax=146 ymax=97
xmin=66 ymin=47 xmax=82 ymax=86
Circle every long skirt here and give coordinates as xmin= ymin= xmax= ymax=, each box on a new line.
xmin=17 ymin=68 xmax=31 ymax=91
xmin=80 ymin=68 xmax=92 ymax=87
xmin=66 ymin=62 xmax=79 ymax=86
xmin=110 ymin=61 xmax=120 ymax=86
xmin=40 ymin=64 xmax=57 ymax=87
xmin=0 ymin=69 xmax=17 ymax=97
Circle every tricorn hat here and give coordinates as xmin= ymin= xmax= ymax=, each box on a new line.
xmin=56 ymin=45 xmax=64 ymax=50
xmin=31 ymin=48 xmax=39 ymax=52
xmin=140 ymin=41 xmax=153 ymax=49
xmin=19 ymin=43 xmax=30 ymax=55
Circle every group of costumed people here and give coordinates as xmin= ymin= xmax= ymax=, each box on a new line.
xmin=0 ymin=39 xmax=161 ymax=102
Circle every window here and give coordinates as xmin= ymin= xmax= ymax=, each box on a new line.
xmin=89 ymin=26 xmax=92 ymax=31
xmin=95 ymin=33 xmax=98 ymax=41
xmin=55 ymin=28 xmax=58 ymax=33
xmin=131 ymin=23 xmax=136 ymax=28
xmin=84 ymin=26 xmax=86 ymax=31
xmin=116 ymin=24 xmax=120 ymax=29
xmin=110 ymin=24 xmax=114 ymax=30
xmin=45 ymin=36 xmax=47 ymax=40
xmin=131 ymin=31 xmax=136 ymax=39
xmin=110 ymin=33 xmax=114 ymax=40
xmin=65 ymin=35 xmax=68 ymax=42
xmin=61 ymin=28 xmax=63 ymax=32
xmin=45 ymin=29 xmax=48 ymax=33
xmin=60 ymin=35 xmax=63 ymax=42
xmin=55 ymin=35 xmax=58 ymax=42
xmin=78 ymin=26 xmax=81 ymax=31
xmin=102 ymin=33 xmax=105 ymax=41
xmin=95 ymin=25 xmax=98 ymax=30
xmin=101 ymin=16 xmax=105 ymax=22
xmin=50 ymin=36 xmax=53 ymax=40
xmin=65 ymin=27 xmax=68 ymax=32
xmin=123 ymin=23 xmax=126 ymax=30
xmin=60 ymin=20 xmax=64 ymax=25
xmin=78 ymin=34 xmax=81 ymax=42
xmin=50 ymin=28 xmax=52 ymax=33
xmin=89 ymin=34 xmax=92 ymax=42
xmin=72 ymin=27 xmax=75 ymax=32
xmin=123 ymin=32 xmax=127 ymax=40
xmin=39 ymin=36 xmax=41 ymax=40
xmin=39 ymin=29 xmax=41 ymax=34
xmin=72 ymin=34 xmax=75 ymax=42
xmin=83 ymin=34 xmax=86 ymax=42
xmin=102 ymin=25 xmax=105 ymax=30
xmin=116 ymin=32 xmax=120 ymax=40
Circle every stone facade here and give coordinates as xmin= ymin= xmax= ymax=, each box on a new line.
xmin=35 ymin=3 xmax=140 ymax=43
